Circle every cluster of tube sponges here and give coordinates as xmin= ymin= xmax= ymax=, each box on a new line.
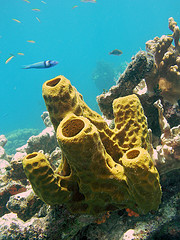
xmin=23 ymin=75 xmax=162 ymax=215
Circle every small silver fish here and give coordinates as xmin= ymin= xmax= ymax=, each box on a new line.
xmin=23 ymin=60 xmax=58 ymax=69
xmin=109 ymin=49 xmax=123 ymax=56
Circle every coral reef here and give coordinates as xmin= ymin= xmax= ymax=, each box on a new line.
xmin=17 ymin=126 xmax=58 ymax=154
xmin=168 ymin=17 xmax=180 ymax=52
xmin=23 ymin=75 xmax=161 ymax=215
xmin=0 ymin=181 xmax=26 ymax=216
xmin=0 ymin=77 xmax=179 ymax=239
xmin=163 ymin=101 xmax=180 ymax=127
xmin=4 ymin=129 xmax=40 ymax=154
xmin=149 ymin=99 xmax=180 ymax=175
xmin=10 ymin=152 xmax=28 ymax=184
xmin=0 ymin=206 xmax=95 ymax=240
xmin=6 ymin=189 xmax=43 ymax=221
xmin=0 ymin=108 xmax=66 ymax=221
xmin=145 ymin=17 xmax=180 ymax=104
xmin=0 ymin=169 xmax=179 ymax=240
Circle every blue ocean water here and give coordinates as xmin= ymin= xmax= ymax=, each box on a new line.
xmin=0 ymin=0 xmax=179 ymax=134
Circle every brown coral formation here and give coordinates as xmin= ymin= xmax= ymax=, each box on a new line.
xmin=146 ymin=17 xmax=180 ymax=103
xmin=23 ymin=75 xmax=162 ymax=215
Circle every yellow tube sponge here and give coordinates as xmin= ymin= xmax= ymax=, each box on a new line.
xmin=56 ymin=113 xmax=132 ymax=214
xmin=23 ymin=75 xmax=162 ymax=215
xmin=122 ymin=147 xmax=162 ymax=214
xmin=42 ymin=76 xmax=84 ymax=130
xmin=42 ymin=76 xmax=149 ymax=159
xmin=113 ymin=94 xmax=149 ymax=151
xmin=23 ymin=152 xmax=71 ymax=205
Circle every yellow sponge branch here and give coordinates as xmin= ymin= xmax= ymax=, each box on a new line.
xmin=23 ymin=152 xmax=71 ymax=205
xmin=122 ymin=147 xmax=162 ymax=214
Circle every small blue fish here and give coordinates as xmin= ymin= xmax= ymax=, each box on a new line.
xmin=23 ymin=60 xmax=58 ymax=69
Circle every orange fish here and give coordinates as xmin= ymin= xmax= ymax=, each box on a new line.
xmin=27 ymin=40 xmax=35 ymax=43
xmin=126 ymin=208 xmax=139 ymax=217
xmin=72 ymin=5 xmax=78 ymax=9
xmin=5 ymin=55 xmax=15 ymax=64
xmin=17 ymin=52 xmax=24 ymax=56
xmin=12 ymin=19 xmax=21 ymax=23
xmin=32 ymin=8 xmax=40 ymax=11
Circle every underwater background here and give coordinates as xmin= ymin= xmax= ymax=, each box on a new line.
xmin=0 ymin=0 xmax=179 ymax=134
xmin=0 ymin=1 xmax=180 ymax=239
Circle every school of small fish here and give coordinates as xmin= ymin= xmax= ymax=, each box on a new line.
xmin=3 ymin=0 xmax=47 ymax=64
xmin=2 ymin=0 xmax=98 ymax=65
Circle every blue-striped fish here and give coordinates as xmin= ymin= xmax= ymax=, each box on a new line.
xmin=23 ymin=60 xmax=58 ymax=69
